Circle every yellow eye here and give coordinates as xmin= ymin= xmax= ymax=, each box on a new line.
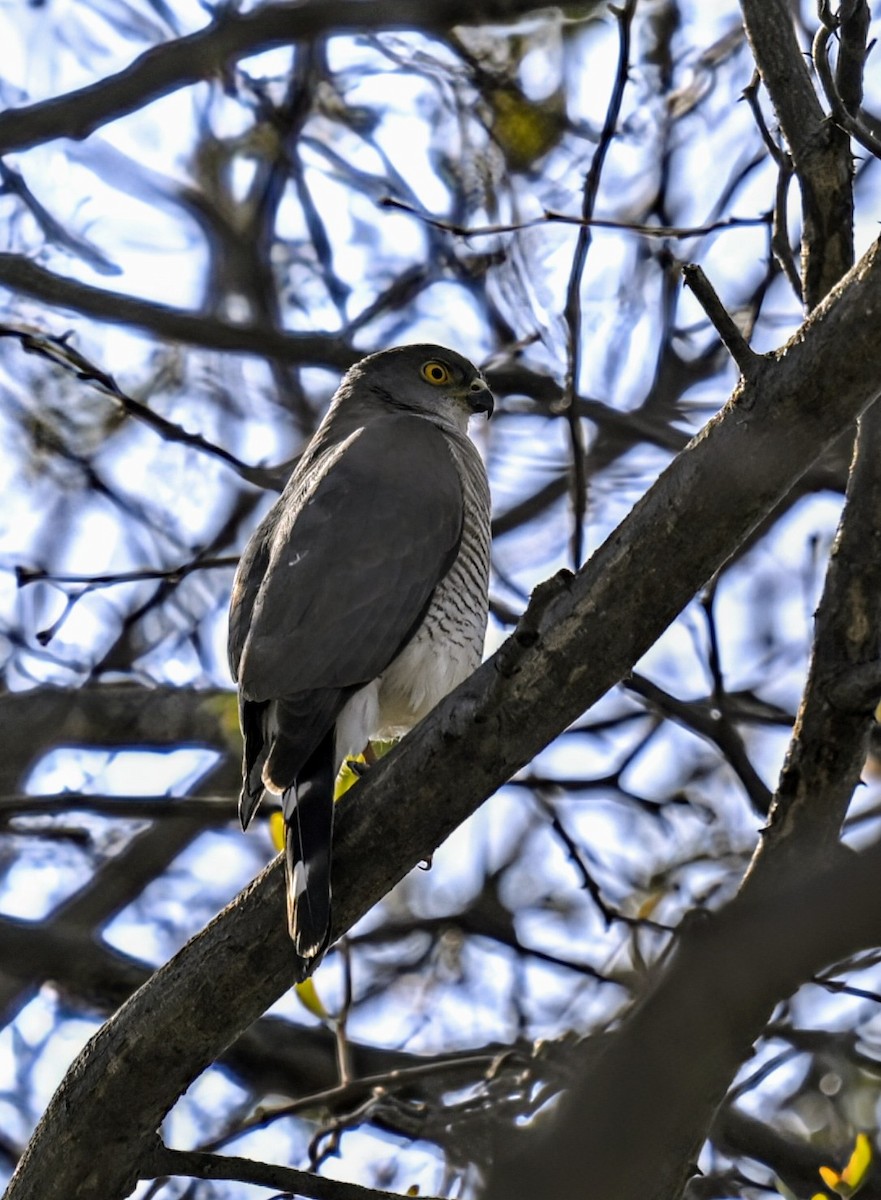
xmin=420 ymin=360 xmax=453 ymax=386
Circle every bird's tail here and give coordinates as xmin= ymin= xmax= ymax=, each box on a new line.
xmin=283 ymin=732 xmax=336 ymax=967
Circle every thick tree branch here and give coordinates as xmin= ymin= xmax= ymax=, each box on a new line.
xmin=747 ymin=398 xmax=881 ymax=885
xmin=741 ymin=0 xmax=854 ymax=307
xmin=741 ymin=0 xmax=876 ymax=892
xmin=0 ymin=0 xmax=554 ymax=156
xmin=0 ymin=253 xmax=352 ymax=367
xmin=9 ymin=236 xmax=881 ymax=1200
xmin=485 ymin=837 xmax=881 ymax=1200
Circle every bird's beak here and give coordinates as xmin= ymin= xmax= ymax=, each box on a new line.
xmin=466 ymin=378 xmax=494 ymax=418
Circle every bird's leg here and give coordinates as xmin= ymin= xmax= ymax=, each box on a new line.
xmin=345 ymin=739 xmax=372 ymax=777
xmin=345 ymin=741 xmax=379 ymax=777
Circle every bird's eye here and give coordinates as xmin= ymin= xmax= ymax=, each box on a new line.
xmin=420 ymin=360 xmax=453 ymax=386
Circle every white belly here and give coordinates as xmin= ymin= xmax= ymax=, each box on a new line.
xmin=333 ymin=615 xmax=483 ymax=766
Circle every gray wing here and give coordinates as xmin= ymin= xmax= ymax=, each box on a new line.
xmin=230 ymin=413 xmax=464 ymax=703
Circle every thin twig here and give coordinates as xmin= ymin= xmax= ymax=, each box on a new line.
xmin=14 ymin=557 xmax=238 ymax=591
xmin=681 ymin=264 xmax=762 ymax=379
xmin=535 ymin=792 xmax=613 ymax=928
xmin=334 ymin=941 xmax=354 ymax=1086
xmin=741 ymin=70 xmax=785 ymax=166
xmin=812 ymin=975 xmax=881 ymax=1004
xmin=0 ymin=326 xmax=282 ymax=488
xmin=204 ymin=1051 xmax=526 ymax=1146
xmin=771 ymin=154 xmax=803 ymax=302
xmin=739 ymin=71 xmax=803 ymax=300
xmin=562 ymin=0 xmax=638 ymax=568
xmin=626 ymin=672 xmax=773 ymax=816
xmin=380 ymin=196 xmax=766 ymax=241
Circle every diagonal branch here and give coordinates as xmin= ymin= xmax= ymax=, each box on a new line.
xmin=145 ymin=1142 xmax=434 ymax=1200
xmin=746 ymin=392 xmax=881 ymax=883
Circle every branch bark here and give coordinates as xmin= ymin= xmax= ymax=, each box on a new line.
xmin=740 ymin=0 xmax=877 ymax=889
xmin=0 ymin=254 xmax=352 ymax=368
xmin=8 ymin=237 xmax=881 ymax=1199
xmin=741 ymin=0 xmax=854 ymax=308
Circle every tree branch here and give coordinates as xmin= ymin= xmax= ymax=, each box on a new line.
xmin=681 ymin=263 xmax=762 ymax=380
xmin=144 ymin=1141 xmax=436 ymax=1200
xmin=0 ymin=253 xmax=353 ymax=367
xmin=740 ymin=0 xmax=854 ymax=308
xmin=485 ymin=835 xmax=881 ymax=1200
xmin=747 ymin=397 xmax=881 ymax=885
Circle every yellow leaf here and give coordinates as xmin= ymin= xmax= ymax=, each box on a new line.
xmin=406 ymin=1188 xmax=420 ymax=1197
xmin=841 ymin=1133 xmax=872 ymax=1190
xmin=488 ymin=85 xmax=565 ymax=171
xmin=295 ymin=978 xmax=330 ymax=1020
xmin=269 ymin=811 xmax=284 ymax=852
xmin=819 ymin=1133 xmax=874 ymax=1197
xmin=636 ymin=891 xmax=664 ymax=920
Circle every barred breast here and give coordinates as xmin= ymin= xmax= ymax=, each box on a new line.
xmin=375 ymin=428 xmax=490 ymax=735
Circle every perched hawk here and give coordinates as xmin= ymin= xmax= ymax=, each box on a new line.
xmin=228 ymin=345 xmax=493 ymax=972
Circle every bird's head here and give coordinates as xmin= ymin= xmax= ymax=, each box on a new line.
xmin=341 ymin=344 xmax=494 ymax=432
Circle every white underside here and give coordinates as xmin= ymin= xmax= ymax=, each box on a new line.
xmin=334 ymin=623 xmax=480 ymax=768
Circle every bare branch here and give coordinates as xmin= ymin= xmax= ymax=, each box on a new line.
xmin=681 ymin=263 xmax=762 ymax=380
xmin=0 ymin=255 xmax=354 ymax=369
xmin=144 ymin=1141 xmax=434 ymax=1200
xmin=741 ymin=0 xmax=854 ymax=307
xmin=485 ymin=835 xmax=881 ymax=1200
xmin=562 ymin=0 xmax=636 ymax=567
xmin=381 ymin=195 xmax=769 ymax=241
xmin=813 ymin=5 xmax=881 ymax=160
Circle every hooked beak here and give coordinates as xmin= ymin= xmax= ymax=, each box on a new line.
xmin=466 ymin=377 xmax=494 ymax=417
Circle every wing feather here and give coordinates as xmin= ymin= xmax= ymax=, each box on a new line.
xmin=231 ymin=413 xmax=463 ymax=704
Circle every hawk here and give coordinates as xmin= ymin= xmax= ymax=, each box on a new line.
xmin=228 ymin=345 xmax=493 ymax=972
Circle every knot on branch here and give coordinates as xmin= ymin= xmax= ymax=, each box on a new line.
xmin=494 ymin=569 xmax=574 ymax=679
xmin=825 ymin=661 xmax=881 ymax=714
